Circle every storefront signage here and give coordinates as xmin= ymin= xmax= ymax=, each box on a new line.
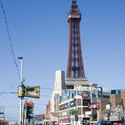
xmin=52 ymin=117 xmax=58 ymax=122
xmin=60 ymin=105 xmax=65 ymax=110
xmin=60 ymin=100 xmax=76 ymax=110
xmin=64 ymin=103 xmax=68 ymax=109
xmin=82 ymin=92 xmax=88 ymax=98
xmin=70 ymin=100 xmax=75 ymax=107
xmin=98 ymin=87 xmax=103 ymax=97
xmin=62 ymin=111 xmax=67 ymax=116
xmin=88 ymin=103 xmax=100 ymax=109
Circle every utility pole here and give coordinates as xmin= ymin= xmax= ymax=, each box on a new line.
xmin=18 ymin=57 xmax=24 ymax=125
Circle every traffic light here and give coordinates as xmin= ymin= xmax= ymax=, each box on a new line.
xmin=24 ymin=102 xmax=34 ymax=119
xmin=26 ymin=105 xmax=33 ymax=119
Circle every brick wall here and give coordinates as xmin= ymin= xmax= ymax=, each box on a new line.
xmin=98 ymin=99 xmax=110 ymax=120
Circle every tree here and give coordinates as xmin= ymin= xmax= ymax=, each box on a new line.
xmin=70 ymin=109 xmax=77 ymax=115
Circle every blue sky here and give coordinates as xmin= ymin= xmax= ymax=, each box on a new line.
xmin=0 ymin=0 xmax=125 ymax=121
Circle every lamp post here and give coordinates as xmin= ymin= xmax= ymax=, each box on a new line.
xmin=18 ymin=57 xmax=24 ymax=125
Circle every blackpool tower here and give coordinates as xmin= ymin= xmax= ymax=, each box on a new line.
xmin=66 ymin=0 xmax=88 ymax=89
xmin=67 ymin=0 xmax=85 ymax=78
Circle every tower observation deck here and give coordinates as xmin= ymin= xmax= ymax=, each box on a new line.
xmin=66 ymin=0 xmax=88 ymax=89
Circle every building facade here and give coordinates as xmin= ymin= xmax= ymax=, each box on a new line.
xmin=45 ymin=0 xmax=113 ymax=124
xmin=57 ymin=84 xmax=110 ymax=124
xmin=104 ymin=89 xmax=125 ymax=124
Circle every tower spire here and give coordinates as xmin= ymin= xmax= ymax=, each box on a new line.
xmin=66 ymin=0 xmax=85 ymax=78
xmin=70 ymin=0 xmax=80 ymax=15
xmin=72 ymin=0 xmax=76 ymax=3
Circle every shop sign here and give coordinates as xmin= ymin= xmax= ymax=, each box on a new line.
xmin=70 ymin=100 xmax=75 ymax=107
xmin=52 ymin=117 xmax=58 ymax=122
xmin=60 ymin=105 xmax=65 ymax=110
xmin=82 ymin=92 xmax=88 ymax=98
xmin=85 ymin=111 xmax=92 ymax=116
xmin=88 ymin=103 xmax=100 ymax=109
xmin=98 ymin=87 xmax=103 ymax=97
xmin=62 ymin=111 xmax=67 ymax=116
xmin=64 ymin=103 xmax=68 ymax=109
xmin=90 ymin=121 xmax=98 ymax=124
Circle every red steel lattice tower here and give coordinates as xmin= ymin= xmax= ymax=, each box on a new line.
xmin=67 ymin=0 xmax=85 ymax=78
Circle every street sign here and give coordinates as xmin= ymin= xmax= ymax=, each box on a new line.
xmin=25 ymin=86 xmax=40 ymax=98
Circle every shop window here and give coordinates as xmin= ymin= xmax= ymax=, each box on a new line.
xmin=83 ymin=108 xmax=90 ymax=114
xmin=83 ymin=99 xmax=90 ymax=106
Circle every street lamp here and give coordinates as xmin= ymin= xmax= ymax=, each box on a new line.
xmin=18 ymin=57 xmax=24 ymax=125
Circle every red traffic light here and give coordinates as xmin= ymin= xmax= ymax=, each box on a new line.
xmin=25 ymin=102 xmax=34 ymax=109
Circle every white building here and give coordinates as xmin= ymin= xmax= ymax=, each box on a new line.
xmin=47 ymin=70 xmax=110 ymax=124
xmin=49 ymin=70 xmax=65 ymax=122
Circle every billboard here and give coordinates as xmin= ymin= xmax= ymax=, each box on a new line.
xmin=25 ymin=86 xmax=40 ymax=98
xmin=111 ymin=89 xmax=121 ymax=95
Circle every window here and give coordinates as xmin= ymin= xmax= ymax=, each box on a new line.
xmin=83 ymin=99 xmax=90 ymax=106
xmin=77 ymin=99 xmax=81 ymax=106
xmin=78 ymin=108 xmax=81 ymax=115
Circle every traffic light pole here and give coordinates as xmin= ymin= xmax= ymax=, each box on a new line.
xmin=20 ymin=97 xmax=23 ymax=125
xmin=18 ymin=57 xmax=24 ymax=125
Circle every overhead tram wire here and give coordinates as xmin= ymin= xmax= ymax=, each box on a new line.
xmin=0 ymin=92 xmax=17 ymax=94
xmin=0 ymin=0 xmax=64 ymax=90
xmin=0 ymin=92 xmax=50 ymax=98
xmin=0 ymin=0 xmax=35 ymax=87
xmin=0 ymin=0 xmax=39 ymax=87
xmin=40 ymin=87 xmax=64 ymax=91
xmin=0 ymin=0 xmax=20 ymax=81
